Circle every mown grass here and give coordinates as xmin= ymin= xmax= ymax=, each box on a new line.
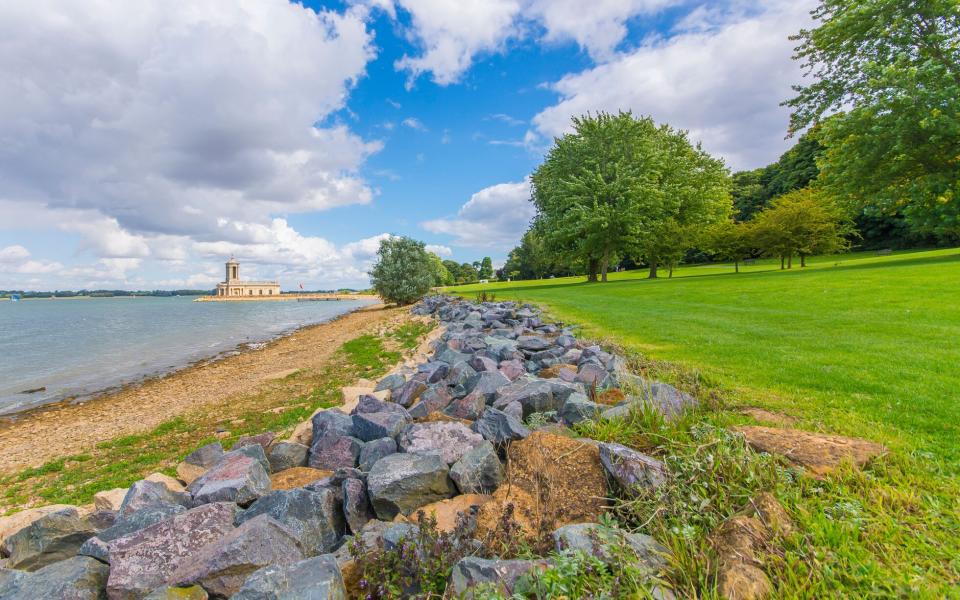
xmin=453 ymin=248 xmax=960 ymax=597
xmin=0 ymin=320 xmax=427 ymax=513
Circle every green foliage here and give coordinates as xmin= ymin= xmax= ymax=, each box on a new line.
xmin=459 ymin=262 xmax=479 ymax=284
xmin=701 ymin=220 xmax=754 ymax=272
xmin=731 ymin=133 xmax=823 ymax=221
xmin=750 ymin=187 xmax=856 ymax=267
xmin=369 ymin=236 xmax=435 ymax=305
xmin=426 ymin=252 xmax=452 ymax=286
xmin=531 ymin=111 xmax=731 ymax=281
xmin=478 ymin=256 xmax=494 ymax=279
xmin=787 ymin=0 xmax=960 ymax=238
xmin=516 ymin=547 xmax=658 ymax=600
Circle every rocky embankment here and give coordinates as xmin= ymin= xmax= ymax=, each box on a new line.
xmin=0 ymin=295 xmax=779 ymax=599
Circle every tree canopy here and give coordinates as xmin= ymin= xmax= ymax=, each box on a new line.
xmin=751 ymin=188 xmax=856 ymax=268
xmin=369 ymin=236 xmax=434 ymax=305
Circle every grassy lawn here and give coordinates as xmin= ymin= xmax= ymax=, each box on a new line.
xmin=452 ymin=248 xmax=960 ymax=596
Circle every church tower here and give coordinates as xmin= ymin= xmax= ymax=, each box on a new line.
xmin=225 ymin=258 xmax=239 ymax=282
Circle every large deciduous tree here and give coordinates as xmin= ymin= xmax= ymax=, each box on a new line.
xmin=531 ymin=111 xmax=730 ymax=281
xmin=751 ymin=188 xmax=856 ymax=268
xmin=786 ymin=0 xmax=960 ymax=238
xmin=369 ymin=237 xmax=434 ymax=305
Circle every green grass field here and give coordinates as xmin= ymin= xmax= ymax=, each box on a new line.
xmin=452 ymin=248 xmax=960 ymax=596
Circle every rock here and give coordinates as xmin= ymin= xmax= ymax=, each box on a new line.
xmin=457 ymin=371 xmax=511 ymax=402
xmin=575 ymin=362 xmax=611 ymax=388
xmin=537 ymin=364 xmax=578 ymax=379
xmin=449 ymin=441 xmax=504 ymax=494
xmin=468 ymin=355 xmax=498 ymax=373
xmin=449 ymin=557 xmax=544 ymax=599
xmin=170 ymin=514 xmax=304 ymax=598
xmin=417 ymin=362 xmax=449 ymax=384
xmin=380 ymin=522 xmax=420 ymax=551
xmin=187 ymin=450 xmax=271 ymax=507
xmin=516 ymin=336 xmax=550 ymax=352
xmin=311 ymin=410 xmax=355 ymax=446
xmin=358 ymin=437 xmax=397 ymax=472
xmin=435 ymin=345 xmax=472 ymax=366
xmin=94 ymin=488 xmax=128 ymax=512
xmin=268 ymin=442 xmax=310 ymax=472
xmin=232 ymin=432 xmax=277 ymax=454
xmin=558 ymin=393 xmax=603 ymax=425
xmin=0 ymin=505 xmax=79 ymax=554
xmin=118 ymin=480 xmax=192 ymax=519
xmin=351 ymin=394 xmax=408 ymax=418
xmin=393 ymin=379 xmax=427 ymax=408
xmin=445 ymin=361 xmax=477 ymax=390
xmin=443 ymin=392 xmax=487 ymax=420
xmin=342 ymin=478 xmax=374 ymax=535
xmin=239 ymin=488 xmax=344 ymax=555
xmin=413 ymin=494 xmax=491 ymax=533
xmin=640 ymin=382 xmax=698 ymax=420
xmin=375 ymin=373 xmax=405 ymax=393
xmin=471 ymin=408 xmax=530 ymax=445
xmin=288 ymin=419 xmax=315 ymax=447
xmin=598 ymin=442 xmax=668 ymax=493
xmin=710 ymin=516 xmax=773 ymax=600
xmin=271 ymin=467 xmax=332 ymax=490
xmin=498 ymin=359 xmax=525 ymax=381
xmin=84 ymin=510 xmax=117 ymax=531
xmin=5 ymin=512 xmax=96 ymax=571
xmin=501 ymin=400 xmax=523 ymax=422
xmin=339 ymin=386 xmax=374 ymax=412
xmin=749 ymin=492 xmax=794 ymax=537
xmin=735 ymin=426 xmax=887 ymax=478
xmin=144 ymin=473 xmax=186 ymax=494
xmin=144 ymin=585 xmax=208 ymax=599
xmin=79 ymin=504 xmax=187 ymax=562
xmin=367 ymin=454 xmax=456 ymax=520
xmin=232 ymin=555 xmax=347 ymax=600
xmin=495 ymin=379 xmax=556 ymax=417
xmin=397 ymin=422 xmax=485 ymax=465
xmin=176 ymin=442 xmax=225 ymax=485
xmin=309 ymin=435 xmax=364 ymax=471
xmin=105 ymin=502 xmax=238 ymax=599
xmin=0 ymin=555 xmax=109 ymax=599
xmin=407 ymin=386 xmax=452 ymax=419
xmin=351 ymin=411 xmax=408 ymax=442
xmin=552 ymin=523 xmax=668 ymax=574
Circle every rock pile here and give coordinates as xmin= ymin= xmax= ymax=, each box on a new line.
xmin=0 ymin=295 xmax=699 ymax=599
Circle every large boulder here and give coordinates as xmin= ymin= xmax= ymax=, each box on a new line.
xmin=238 ymin=488 xmax=344 ymax=555
xmin=268 ymin=442 xmax=309 ymax=472
xmin=342 ymin=478 xmax=373 ymax=535
xmin=366 ymin=454 xmax=456 ymax=520
xmin=516 ymin=336 xmax=551 ymax=352
xmin=94 ymin=488 xmax=128 ymax=512
xmin=357 ymin=437 xmax=397 ymax=472
xmin=448 ymin=557 xmax=544 ymax=599
xmin=443 ymin=392 xmax=486 ymax=420
xmin=552 ymin=523 xmax=668 ymax=574
xmin=170 ymin=514 xmax=304 ymax=598
xmin=393 ymin=380 xmax=427 ymax=408
xmin=310 ymin=410 xmax=355 ymax=446
xmin=187 ymin=449 xmax=271 ymax=507
xmin=5 ymin=512 xmax=96 ymax=571
xmin=471 ymin=408 xmax=530 ymax=445
xmin=449 ymin=441 xmax=504 ymax=494
xmin=309 ymin=435 xmax=364 ymax=471
xmin=79 ymin=504 xmax=186 ymax=562
xmin=458 ymin=371 xmax=510 ymax=402
xmin=397 ymin=422 xmax=485 ymax=465
xmin=351 ymin=411 xmax=408 ymax=442
xmin=232 ymin=555 xmax=347 ymax=600
xmin=0 ymin=505 xmax=79 ymax=553
xmin=0 ymin=555 xmax=109 ymax=599
xmin=105 ymin=502 xmax=238 ymax=599
xmin=598 ymin=442 xmax=668 ymax=494
xmin=645 ymin=382 xmax=698 ymax=421
xmin=407 ymin=386 xmax=452 ymax=419
xmin=494 ymin=379 xmax=557 ymax=417
xmin=558 ymin=393 xmax=603 ymax=426
xmin=374 ymin=373 xmax=405 ymax=393
xmin=118 ymin=480 xmax=192 ymax=519
xmin=177 ymin=442 xmax=225 ymax=485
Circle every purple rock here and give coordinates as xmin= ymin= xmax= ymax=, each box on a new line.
xmin=398 ymin=422 xmax=485 ymax=464
xmin=342 ymin=478 xmax=374 ymax=534
xmin=308 ymin=435 xmax=364 ymax=470
xmin=598 ymin=442 xmax=668 ymax=494
xmin=187 ymin=451 xmax=271 ymax=507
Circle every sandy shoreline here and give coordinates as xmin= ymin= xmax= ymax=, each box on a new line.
xmin=0 ymin=302 xmax=402 ymax=473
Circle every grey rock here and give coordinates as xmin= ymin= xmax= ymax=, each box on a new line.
xmin=232 ymin=555 xmax=347 ymax=600
xmin=83 ymin=510 xmax=117 ymax=532
xmin=105 ymin=502 xmax=238 ymax=600
xmin=269 ymin=442 xmax=310 ymax=472
xmin=552 ymin=523 xmax=668 ymax=574
xmin=435 ymin=346 xmax=472 ymax=366
xmin=498 ymin=359 xmax=525 ymax=381
xmin=188 ymin=449 xmax=271 ymax=507
xmin=449 ymin=441 xmax=503 ymax=494
xmin=230 ymin=444 xmax=272 ymax=474
xmin=468 ymin=355 xmax=498 ymax=373
xmin=342 ymin=478 xmax=373 ymax=535
xmin=397 ymin=422 xmax=485 ymax=464
xmin=444 ymin=361 xmax=477 ymax=391
xmin=311 ymin=410 xmax=355 ymax=445
xmin=232 ymin=432 xmax=277 ymax=454
xmin=471 ymin=408 xmax=530 ymax=445
xmin=459 ymin=371 xmax=510 ymax=402
xmin=308 ymin=435 xmax=364 ymax=471
xmin=417 ymin=362 xmax=448 ymax=384
xmin=239 ymin=488 xmax=344 ymax=555
xmin=80 ymin=504 xmax=186 ymax=562
xmin=495 ymin=379 xmax=556 ymax=417
xmin=5 ymin=512 xmax=96 ymax=571
xmin=558 ymin=393 xmax=603 ymax=426
xmin=118 ymin=480 xmax=192 ymax=519
xmin=546 ymin=380 xmax=584 ymax=404
xmin=381 ymin=523 xmax=419 ymax=551
xmin=556 ymin=334 xmax=577 ymax=348
xmin=449 ymin=557 xmax=543 ymax=599
xmin=183 ymin=442 xmax=224 ymax=471
xmin=443 ymin=392 xmax=486 ymax=420
xmin=366 ymin=454 xmax=456 ymax=520
xmin=394 ymin=379 xmax=428 ymax=408
xmin=0 ymin=555 xmax=109 ymax=600
xmin=351 ymin=411 xmax=408 ymax=442
xmin=501 ymin=401 xmax=523 ymax=422
xmin=358 ymin=437 xmax=397 ymax=472
xmin=374 ymin=373 xmax=405 ymax=393
xmin=645 ymin=382 xmax=699 ymax=421
xmin=516 ymin=336 xmax=550 ymax=352
xmin=170 ymin=514 xmax=304 ymax=598
xmin=598 ymin=442 xmax=668 ymax=493
xmin=352 ymin=394 xmax=410 ymax=418
xmin=576 ymin=362 xmax=611 ymax=388
xmin=407 ymin=386 xmax=452 ymax=419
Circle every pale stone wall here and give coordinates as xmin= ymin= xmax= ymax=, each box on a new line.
xmin=215 ymin=282 xmax=281 ymax=297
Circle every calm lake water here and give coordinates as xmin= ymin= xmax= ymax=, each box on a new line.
xmin=0 ymin=296 xmax=375 ymax=415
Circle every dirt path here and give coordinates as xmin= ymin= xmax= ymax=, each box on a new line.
xmin=0 ymin=303 xmax=402 ymax=473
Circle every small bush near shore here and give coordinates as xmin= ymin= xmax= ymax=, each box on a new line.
xmin=370 ymin=236 xmax=435 ymax=306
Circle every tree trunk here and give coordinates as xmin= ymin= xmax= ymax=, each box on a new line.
xmin=668 ymin=264 xmax=674 ymax=278
xmin=787 ymin=254 xmax=793 ymax=269
xmin=734 ymin=260 xmax=739 ymax=273
xmin=587 ymin=258 xmax=598 ymax=282
xmin=648 ymin=261 xmax=659 ymax=279
xmin=601 ymin=248 xmax=610 ymax=282
xmin=800 ymin=254 xmax=807 ymax=267
xmin=780 ymin=256 xmax=785 ymax=270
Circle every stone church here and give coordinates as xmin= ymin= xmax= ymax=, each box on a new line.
xmin=215 ymin=259 xmax=281 ymax=297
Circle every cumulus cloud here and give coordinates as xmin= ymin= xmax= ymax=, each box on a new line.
xmin=425 ymin=244 xmax=453 ymax=257
xmin=0 ymin=0 xmax=386 ymax=289
xmin=0 ymin=245 xmax=64 ymax=276
xmin=530 ymin=1 xmax=815 ymax=169
xmin=422 ymin=180 xmax=534 ymax=249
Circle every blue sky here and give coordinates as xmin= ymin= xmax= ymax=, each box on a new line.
xmin=0 ymin=0 xmax=813 ymax=290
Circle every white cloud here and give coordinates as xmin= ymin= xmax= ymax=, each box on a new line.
xmin=422 ymin=180 xmax=534 ymax=249
xmin=0 ymin=0 xmax=386 ymax=289
xmin=425 ymin=244 xmax=453 ymax=257
xmin=402 ymin=117 xmax=428 ymax=131
xmin=530 ymin=1 xmax=814 ymax=169
xmin=0 ymin=245 xmax=63 ymax=276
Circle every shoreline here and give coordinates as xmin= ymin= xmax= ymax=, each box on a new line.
xmin=0 ymin=302 xmax=399 ymax=473
xmin=0 ymin=298 xmax=380 ymax=419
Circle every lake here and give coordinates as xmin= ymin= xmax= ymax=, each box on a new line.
xmin=0 ymin=296 xmax=375 ymax=415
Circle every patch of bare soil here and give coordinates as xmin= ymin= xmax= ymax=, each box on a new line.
xmin=0 ymin=304 xmax=404 ymax=473
xmin=736 ymin=425 xmax=888 ymax=478
xmin=739 ymin=407 xmax=798 ymax=427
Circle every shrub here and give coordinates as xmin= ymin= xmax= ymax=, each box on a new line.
xmin=369 ymin=236 xmax=435 ymax=305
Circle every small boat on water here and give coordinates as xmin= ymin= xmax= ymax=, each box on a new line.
xmin=10 ymin=293 xmax=19 ymax=302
